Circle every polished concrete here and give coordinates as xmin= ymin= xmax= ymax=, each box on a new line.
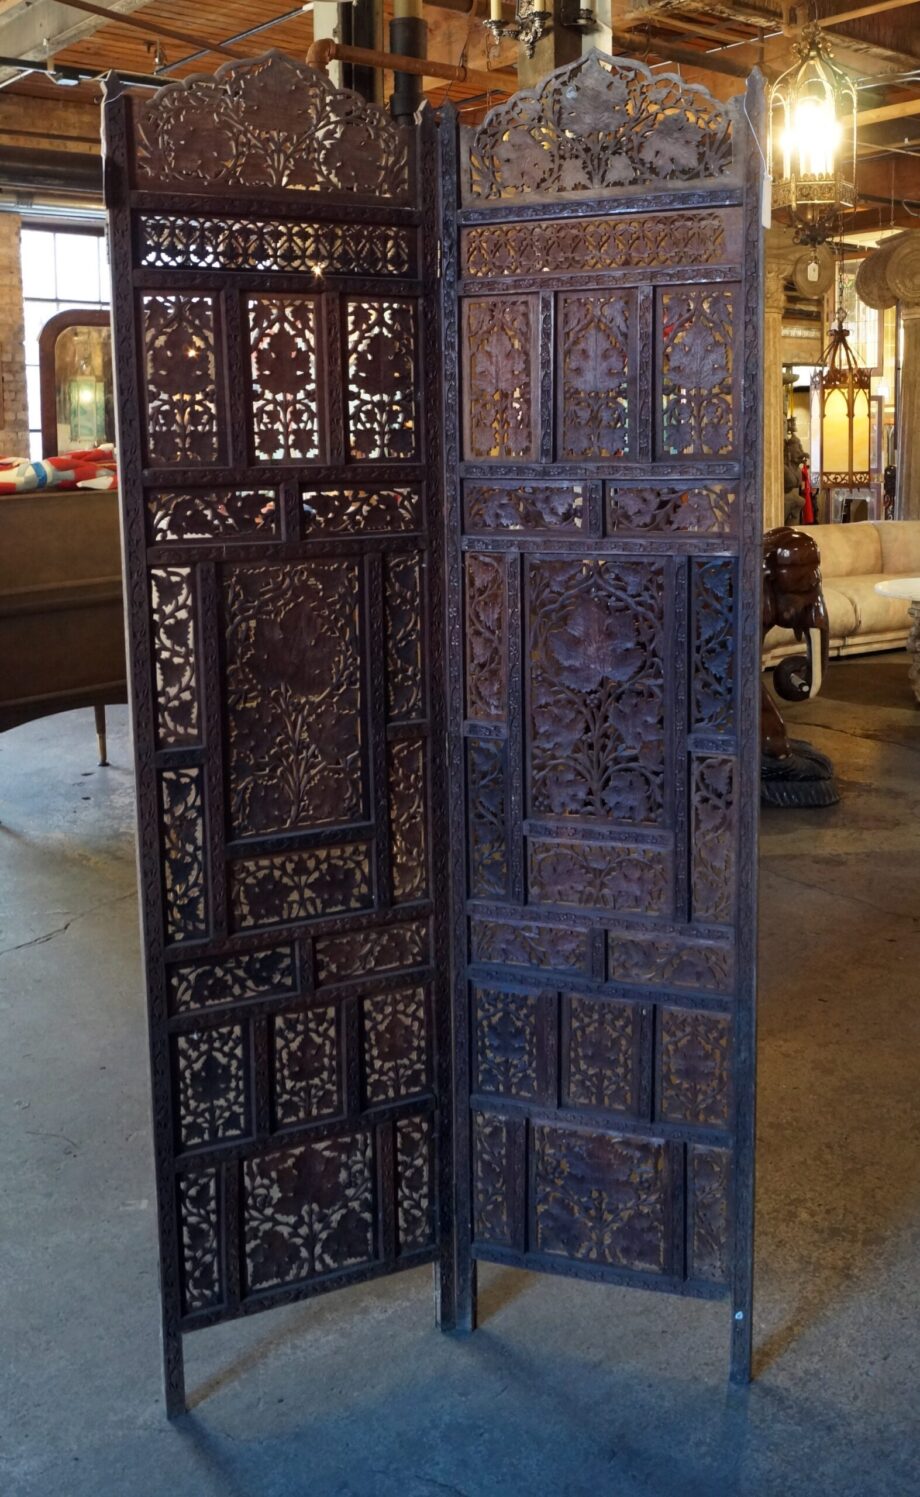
xmin=1 ymin=656 xmax=919 ymax=1497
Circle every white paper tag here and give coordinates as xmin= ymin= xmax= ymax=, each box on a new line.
xmin=807 ymin=257 xmax=820 ymax=282
xmin=761 ymin=172 xmax=772 ymax=230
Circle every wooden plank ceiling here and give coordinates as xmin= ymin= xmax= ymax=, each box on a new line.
xmin=2 ymin=0 xmax=513 ymax=112
xmin=2 ymin=0 xmax=920 ymax=220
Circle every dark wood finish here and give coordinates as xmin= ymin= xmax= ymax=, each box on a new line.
xmin=105 ymin=48 xmax=763 ymax=1411
xmin=104 ymin=53 xmax=451 ymax=1416
xmin=442 ymin=51 xmax=763 ymax=1381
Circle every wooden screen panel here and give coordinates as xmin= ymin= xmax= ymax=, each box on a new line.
xmin=105 ymin=56 xmax=451 ymax=1415
xmin=444 ymin=51 xmax=762 ymax=1381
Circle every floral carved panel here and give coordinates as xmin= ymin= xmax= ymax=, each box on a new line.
xmin=657 ymin=1007 xmax=731 ymax=1128
xmin=384 ymin=553 xmax=424 ymax=722
xmin=688 ymin=1145 xmax=730 ymax=1283
xmin=467 ymin=739 xmax=509 ymax=900
xmin=396 ymin=1115 xmax=434 ymax=1254
xmin=346 ymin=300 xmax=418 ymax=461
xmin=474 ymin=986 xmax=544 ymax=1101
xmin=362 ymin=986 xmax=429 ymax=1104
xmin=224 ymin=561 xmax=364 ymax=839
xmin=151 ymin=568 xmax=198 ymax=746
xmin=464 ymin=482 xmax=583 ymax=534
xmin=178 ymin=1169 xmax=222 ymax=1314
xmin=472 ymin=1110 xmax=516 ymax=1247
xmin=463 ymin=297 xmax=537 ymax=461
xmin=248 ymin=296 xmax=320 ymax=462
xmin=462 ymin=51 xmax=733 ymax=202
xmin=142 ymin=293 xmax=220 ymax=466
xmin=527 ymin=558 xmax=666 ymax=825
xmin=175 ymin=1024 xmax=248 ymax=1149
xmin=691 ymin=559 xmax=736 ymax=735
xmin=462 ymin=212 xmax=729 ymax=278
xmin=242 ymin=1133 xmax=375 ymax=1291
xmin=140 ymin=213 xmax=412 ymax=277
xmin=558 ymin=291 xmax=634 ymax=460
xmin=148 ymin=489 xmax=276 ymax=543
xmin=169 ymin=946 xmax=296 ymax=1014
xmin=389 ymin=739 xmax=427 ymax=903
xmin=533 ymin=1124 xmax=668 ymax=1272
xmin=135 ymin=53 xmax=410 ymax=199
xmin=564 ymin=995 xmax=640 ymax=1116
xmin=160 ymin=768 xmax=207 ymax=944
xmin=607 ymin=485 xmax=736 ymax=536
xmin=660 ymin=287 xmax=736 ymax=457
xmin=272 ymin=1006 xmax=340 ymax=1127
xmin=465 ymin=553 xmax=506 ymax=723
xmin=230 ymin=844 xmax=372 ymax=932
xmin=314 ymin=919 xmax=429 ymax=985
xmin=691 ymin=756 xmax=736 ymax=925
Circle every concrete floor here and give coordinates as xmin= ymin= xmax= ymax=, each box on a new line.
xmin=1 ymin=655 xmax=919 ymax=1497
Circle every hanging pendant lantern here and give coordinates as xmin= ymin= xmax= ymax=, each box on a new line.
xmin=769 ymin=23 xmax=857 ymax=247
xmin=810 ymin=306 xmax=872 ymax=513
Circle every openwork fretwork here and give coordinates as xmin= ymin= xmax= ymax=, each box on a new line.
xmin=135 ymin=52 xmax=410 ymax=199
xmin=107 ymin=46 xmax=761 ymax=1409
xmin=462 ymin=51 xmax=734 ymax=202
xmin=107 ymin=56 xmax=447 ymax=1417
xmin=447 ymin=46 xmax=760 ymax=1387
xmin=140 ymin=214 xmax=412 ymax=277
xmin=248 ymin=296 xmax=320 ymax=462
xmin=462 ymin=213 xmax=728 ymax=278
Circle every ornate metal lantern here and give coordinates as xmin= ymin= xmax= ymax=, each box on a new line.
xmin=811 ymin=306 xmax=872 ymax=514
xmin=769 ymin=23 xmax=857 ymax=247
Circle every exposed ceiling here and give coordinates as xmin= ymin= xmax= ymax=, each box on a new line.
xmin=0 ymin=0 xmax=919 ymax=226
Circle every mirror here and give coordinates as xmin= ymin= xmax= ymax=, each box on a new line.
xmin=39 ymin=309 xmax=115 ymax=458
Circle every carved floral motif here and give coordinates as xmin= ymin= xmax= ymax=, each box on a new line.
xmin=224 ymin=561 xmax=363 ymax=837
xmin=243 ymin=1133 xmax=375 ymax=1290
xmin=464 ymin=51 xmax=733 ymax=202
xmin=661 ymin=288 xmax=735 ymax=456
xmin=136 ymin=53 xmax=410 ymax=198
xmin=142 ymin=294 xmax=219 ymax=466
xmin=533 ymin=1124 xmax=667 ymax=1271
xmin=528 ymin=558 xmax=665 ymax=824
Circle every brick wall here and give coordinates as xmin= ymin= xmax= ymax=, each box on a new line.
xmin=0 ymin=213 xmax=28 ymax=454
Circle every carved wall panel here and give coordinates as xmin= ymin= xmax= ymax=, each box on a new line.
xmin=462 ymin=297 xmax=537 ymax=460
xmin=248 ymin=296 xmax=320 ymax=462
xmin=107 ymin=59 xmax=448 ymax=1416
xmin=224 ymin=561 xmax=364 ymax=838
xmin=446 ymin=48 xmax=761 ymax=1381
xmin=557 ymin=291 xmax=634 ymax=460
xmin=142 ymin=293 xmax=220 ymax=466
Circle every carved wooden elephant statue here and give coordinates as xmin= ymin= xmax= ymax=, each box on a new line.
xmin=761 ymin=526 xmax=839 ymax=807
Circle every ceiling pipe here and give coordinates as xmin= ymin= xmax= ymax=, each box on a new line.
xmin=307 ymin=37 xmax=516 ymax=94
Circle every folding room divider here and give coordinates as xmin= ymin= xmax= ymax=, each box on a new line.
xmin=104 ymin=48 xmax=763 ymax=1415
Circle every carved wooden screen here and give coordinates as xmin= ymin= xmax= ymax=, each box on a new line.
xmin=104 ymin=54 xmax=452 ymax=1415
xmin=441 ymin=53 xmax=763 ymax=1381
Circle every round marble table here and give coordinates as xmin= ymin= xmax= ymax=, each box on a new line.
xmin=875 ymin=576 xmax=920 ymax=703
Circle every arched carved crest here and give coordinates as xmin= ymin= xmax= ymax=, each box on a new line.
xmin=134 ymin=51 xmax=410 ymax=199
xmin=462 ymin=49 xmax=734 ymax=203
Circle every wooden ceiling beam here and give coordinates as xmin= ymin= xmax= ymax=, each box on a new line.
xmin=847 ymin=95 xmax=920 ymax=128
xmin=825 ymin=0 xmax=920 ymax=25
xmin=58 ymin=0 xmax=252 ymax=61
xmin=616 ymin=12 xmax=755 ymax=46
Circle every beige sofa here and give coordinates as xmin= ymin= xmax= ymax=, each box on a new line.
xmin=763 ymin=520 xmax=920 ymax=667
